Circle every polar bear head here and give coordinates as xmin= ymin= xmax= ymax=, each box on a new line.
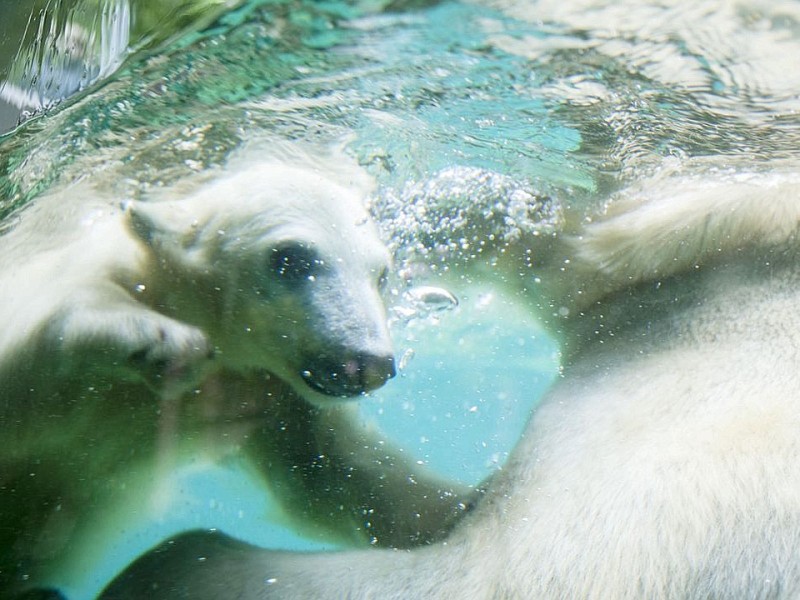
xmin=128 ymin=161 xmax=395 ymax=402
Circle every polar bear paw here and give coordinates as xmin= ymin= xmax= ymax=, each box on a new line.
xmin=48 ymin=300 xmax=215 ymax=395
xmin=126 ymin=316 xmax=215 ymax=392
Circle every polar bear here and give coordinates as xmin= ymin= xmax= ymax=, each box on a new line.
xmin=0 ymin=153 xmax=474 ymax=598
xmin=101 ymin=161 xmax=800 ymax=599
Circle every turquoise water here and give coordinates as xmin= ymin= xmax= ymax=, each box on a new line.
xmin=0 ymin=0 xmax=598 ymax=214
xmin=2 ymin=0 xmax=800 ymax=597
xmin=53 ymin=283 xmax=558 ymax=599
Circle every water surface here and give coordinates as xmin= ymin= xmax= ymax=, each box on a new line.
xmin=2 ymin=0 xmax=800 ymax=597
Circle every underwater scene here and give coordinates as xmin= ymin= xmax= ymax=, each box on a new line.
xmin=2 ymin=0 xmax=800 ymax=598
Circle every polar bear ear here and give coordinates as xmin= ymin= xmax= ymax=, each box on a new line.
xmin=128 ymin=200 xmax=198 ymax=242
xmin=127 ymin=200 xmax=210 ymax=268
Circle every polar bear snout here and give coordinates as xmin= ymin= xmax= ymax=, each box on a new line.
xmin=300 ymin=351 xmax=396 ymax=397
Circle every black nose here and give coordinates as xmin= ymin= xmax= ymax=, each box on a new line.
xmin=301 ymin=352 xmax=396 ymax=398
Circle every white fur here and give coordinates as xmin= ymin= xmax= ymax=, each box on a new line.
xmin=101 ymin=162 xmax=800 ymax=599
xmin=0 ymin=155 xmax=473 ymax=597
xmin=573 ymin=166 xmax=800 ymax=291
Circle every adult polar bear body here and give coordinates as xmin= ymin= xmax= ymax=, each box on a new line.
xmin=103 ymin=164 xmax=800 ymax=599
xmin=0 ymin=154 xmax=473 ymax=597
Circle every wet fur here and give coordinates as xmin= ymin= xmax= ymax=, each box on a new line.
xmin=0 ymin=157 xmax=474 ymax=597
xmin=103 ymin=164 xmax=800 ymax=599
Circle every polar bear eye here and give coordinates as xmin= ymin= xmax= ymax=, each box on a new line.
xmin=270 ymin=243 xmax=325 ymax=283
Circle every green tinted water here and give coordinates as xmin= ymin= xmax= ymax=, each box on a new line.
xmin=2 ymin=0 xmax=800 ymax=597
xmin=0 ymin=0 xmax=597 ymax=215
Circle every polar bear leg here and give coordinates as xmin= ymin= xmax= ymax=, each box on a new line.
xmin=100 ymin=529 xmax=425 ymax=600
xmin=43 ymin=284 xmax=214 ymax=396
xmin=241 ymin=386 xmax=479 ymax=548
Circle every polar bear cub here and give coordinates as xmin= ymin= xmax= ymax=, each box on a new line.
xmin=0 ymin=153 xmax=473 ymax=597
xmin=102 ymin=162 xmax=800 ymax=600
xmin=2 ymin=160 xmax=394 ymax=402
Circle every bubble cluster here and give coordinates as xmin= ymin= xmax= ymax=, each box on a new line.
xmin=371 ymin=165 xmax=562 ymax=270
